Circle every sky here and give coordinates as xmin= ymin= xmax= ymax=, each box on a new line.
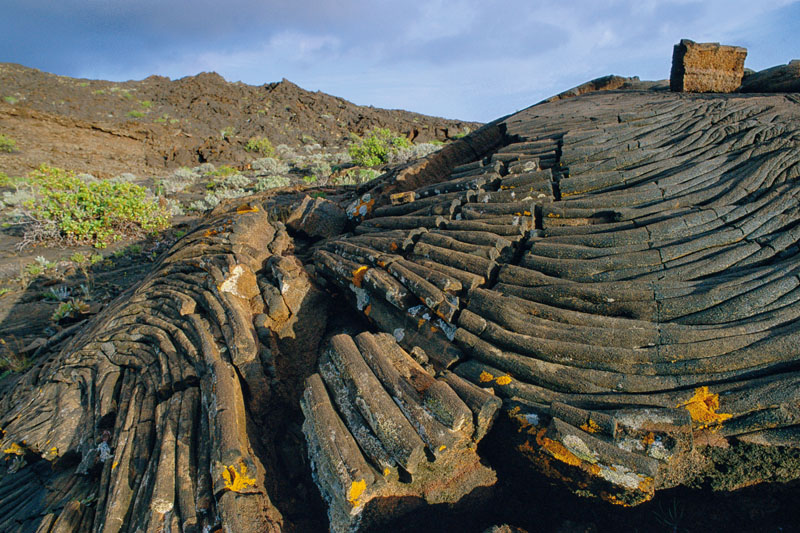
xmin=1 ymin=0 xmax=798 ymax=122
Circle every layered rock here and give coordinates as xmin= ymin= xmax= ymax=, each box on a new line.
xmin=3 ymin=78 xmax=800 ymax=532
xmin=301 ymin=333 xmax=499 ymax=532
xmin=740 ymin=60 xmax=800 ymax=93
xmin=315 ymin=89 xmax=800 ymax=507
xmin=670 ymin=39 xmax=747 ymax=92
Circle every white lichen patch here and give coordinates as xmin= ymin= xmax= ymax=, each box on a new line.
xmin=435 ymin=319 xmax=456 ymax=341
xmin=219 ymin=265 xmax=245 ymax=297
xmin=617 ymin=438 xmax=645 ymax=453
xmin=562 ymin=434 xmax=598 ymax=463
xmin=615 ymin=409 xmax=675 ymax=431
xmin=393 ymin=328 xmax=405 ymax=342
xmin=97 ymin=441 xmax=113 ymax=462
xmin=597 ymin=463 xmax=648 ymax=491
xmin=349 ymin=284 xmax=370 ymax=311
xmin=647 ymin=438 xmax=671 ymax=461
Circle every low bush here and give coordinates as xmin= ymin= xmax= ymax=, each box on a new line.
xmin=245 ymin=136 xmax=275 ymax=156
xmin=334 ymin=168 xmax=381 ymax=186
xmin=0 ymin=134 xmax=17 ymax=153
xmin=19 ymin=165 xmax=171 ymax=248
xmin=254 ymin=175 xmax=290 ymax=191
xmin=348 ymin=129 xmax=411 ymax=167
xmin=127 ymin=110 xmax=145 ymax=118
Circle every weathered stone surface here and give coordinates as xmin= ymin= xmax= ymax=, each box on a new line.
xmin=670 ymin=39 xmax=747 ymax=92
xmin=740 ymin=60 xmax=800 ymax=93
xmin=3 ymin=77 xmax=800 ymax=532
xmin=302 ymin=332 xmax=496 ymax=533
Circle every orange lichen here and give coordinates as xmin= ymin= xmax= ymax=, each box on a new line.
xmin=495 ymin=375 xmax=512 ymax=386
xmin=540 ymin=437 xmax=583 ymax=467
xmin=679 ymin=386 xmax=732 ymax=428
xmin=348 ymin=479 xmax=367 ymax=507
xmin=390 ymin=242 xmax=399 ymax=251
xmin=642 ymin=432 xmax=655 ymax=446
xmin=236 ymin=203 xmax=259 ymax=214
xmin=222 ymin=461 xmax=256 ymax=492
xmin=3 ymin=443 xmax=24 ymax=456
xmin=580 ymin=419 xmax=601 ymax=434
xmin=479 ymin=371 xmax=494 ymax=383
xmin=364 ymin=304 xmax=372 ymax=316
xmin=203 ymin=228 xmax=219 ymax=237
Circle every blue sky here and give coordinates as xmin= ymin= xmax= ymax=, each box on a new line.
xmin=1 ymin=0 xmax=797 ymax=122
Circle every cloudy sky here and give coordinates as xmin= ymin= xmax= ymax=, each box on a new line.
xmin=2 ymin=1 xmax=797 ymax=122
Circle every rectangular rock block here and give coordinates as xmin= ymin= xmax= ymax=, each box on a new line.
xmin=670 ymin=39 xmax=747 ymax=93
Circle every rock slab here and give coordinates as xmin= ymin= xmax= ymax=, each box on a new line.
xmin=670 ymin=39 xmax=747 ymax=92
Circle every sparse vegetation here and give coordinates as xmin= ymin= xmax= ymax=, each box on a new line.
xmin=3 ymin=96 xmax=19 ymax=105
xmin=451 ymin=127 xmax=471 ymax=139
xmin=139 ymin=100 xmax=153 ymax=108
xmin=18 ymin=164 xmax=171 ymax=248
xmin=334 ymin=168 xmax=381 ymax=186
xmin=0 ymin=134 xmax=17 ymax=153
xmin=0 ymin=337 xmax=32 ymax=373
xmin=127 ymin=110 xmax=145 ymax=118
xmin=220 ymin=126 xmax=235 ymax=140
xmin=348 ymin=128 xmax=411 ymax=167
xmin=208 ymin=165 xmax=238 ymax=177
xmin=245 ymin=136 xmax=275 ymax=156
xmin=254 ymin=175 xmax=291 ymax=191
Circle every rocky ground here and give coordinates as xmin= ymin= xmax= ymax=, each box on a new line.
xmin=0 ymin=63 xmax=478 ymax=375
xmin=1 ymin=63 xmax=800 ymax=533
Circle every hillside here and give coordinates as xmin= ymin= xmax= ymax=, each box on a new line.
xmin=0 ymin=63 xmax=479 ymax=178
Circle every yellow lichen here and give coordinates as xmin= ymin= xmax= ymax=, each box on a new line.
xmin=383 ymin=467 xmax=391 ymax=477
xmin=479 ymin=371 xmax=494 ymax=383
xmin=495 ymin=375 xmax=512 ymax=386
xmin=580 ymin=419 xmax=601 ymax=434
xmin=352 ymin=266 xmax=368 ymax=287
xmin=438 ymin=445 xmax=447 ymax=452
xmin=540 ymin=437 xmax=583 ymax=467
xmin=222 ymin=461 xmax=257 ymax=493
xmin=112 ymin=461 xmax=119 ymax=470
xmin=236 ymin=203 xmax=259 ymax=214
xmin=679 ymin=386 xmax=732 ymax=428
xmin=3 ymin=442 xmax=24 ymax=456
xmin=348 ymin=478 xmax=367 ymax=507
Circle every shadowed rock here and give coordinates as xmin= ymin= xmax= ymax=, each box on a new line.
xmin=740 ymin=60 xmax=800 ymax=93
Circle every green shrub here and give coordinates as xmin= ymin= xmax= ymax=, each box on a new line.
xmin=20 ymin=165 xmax=171 ymax=248
xmin=451 ymin=127 xmax=471 ymax=139
xmin=335 ymin=168 xmax=381 ymax=186
xmin=208 ymin=165 xmax=238 ymax=177
xmin=254 ymin=175 xmax=290 ymax=191
xmin=348 ymin=129 xmax=411 ymax=167
xmin=245 ymin=136 xmax=274 ymax=156
xmin=3 ymin=96 xmax=18 ymax=105
xmin=139 ymin=100 xmax=153 ymax=108
xmin=220 ymin=126 xmax=235 ymax=140
xmin=127 ymin=110 xmax=145 ymax=118
xmin=0 ymin=134 xmax=17 ymax=153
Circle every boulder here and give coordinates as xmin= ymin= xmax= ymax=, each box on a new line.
xmin=670 ymin=39 xmax=747 ymax=92
xmin=740 ymin=60 xmax=800 ymax=92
